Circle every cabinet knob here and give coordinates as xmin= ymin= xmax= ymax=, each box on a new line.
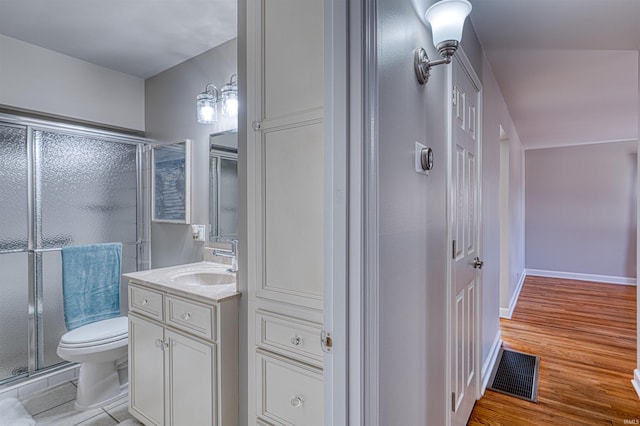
xmin=181 ymin=312 xmax=191 ymax=321
xmin=290 ymin=395 xmax=303 ymax=408
xmin=155 ymin=339 xmax=164 ymax=350
xmin=140 ymin=298 xmax=148 ymax=306
xmin=290 ymin=336 xmax=303 ymax=346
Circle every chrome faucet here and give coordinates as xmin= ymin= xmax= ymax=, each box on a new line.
xmin=212 ymin=239 xmax=237 ymax=273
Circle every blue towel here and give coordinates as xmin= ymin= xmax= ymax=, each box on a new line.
xmin=61 ymin=243 xmax=122 ymax=331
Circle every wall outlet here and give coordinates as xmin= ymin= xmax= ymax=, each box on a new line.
xmin=191 ymin=224 xmax=206 ymax=242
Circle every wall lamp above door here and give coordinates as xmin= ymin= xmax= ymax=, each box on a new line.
xmin=414 ymin=0 xmax=472 ymax=85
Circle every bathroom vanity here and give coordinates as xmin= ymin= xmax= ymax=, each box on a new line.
xmin=123 ymin=262 xmax=239 ymax=426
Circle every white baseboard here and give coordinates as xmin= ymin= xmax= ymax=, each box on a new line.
xmin=633 ymin=369 xmax=640 ymax=399
xmin=499 ymin=271 xmax=526 ymax=319
xmin=525 ymin=269 xmax=636 ymax=286
xmin=481 ymin=331 xmax=502 ymax=394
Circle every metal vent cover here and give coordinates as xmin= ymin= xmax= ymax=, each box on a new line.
xmin=488 ymin=348 xmax=540 ymax=402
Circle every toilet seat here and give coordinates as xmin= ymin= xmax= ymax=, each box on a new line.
xmin=60 ymin=316 xmax=128 ymax=348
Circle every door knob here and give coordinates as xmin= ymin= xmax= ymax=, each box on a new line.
xmin=473 ymin=257 xmax=484 ymax=269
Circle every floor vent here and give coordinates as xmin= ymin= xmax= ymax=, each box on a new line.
xmin=487 ymin=348 xmax=540 ymax=402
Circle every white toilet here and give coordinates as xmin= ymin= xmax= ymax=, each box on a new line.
xmin=57 ymin=316 xmax=129 ymax=410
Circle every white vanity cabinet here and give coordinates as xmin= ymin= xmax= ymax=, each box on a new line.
xmin=127 ymin=281 xmax=238 ymax=426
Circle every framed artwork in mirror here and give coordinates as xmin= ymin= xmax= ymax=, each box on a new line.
xmin=152 ymin=139 xmax=191 ymax=223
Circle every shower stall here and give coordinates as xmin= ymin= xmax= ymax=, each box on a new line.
xmin=0 ymin=113 xmax=149 ymax=386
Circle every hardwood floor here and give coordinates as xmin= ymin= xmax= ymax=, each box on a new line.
xmin=468 ymin=276 xmax=640 ymax=425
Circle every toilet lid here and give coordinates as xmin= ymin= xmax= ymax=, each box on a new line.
xmin=60 ymin=316 xmax=128 ymax=346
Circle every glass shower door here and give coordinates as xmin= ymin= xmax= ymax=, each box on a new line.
xmin=34 ymin=130 xmax=140 ymax=368
xmin=0 ymin=123 xmax=29 ymax=382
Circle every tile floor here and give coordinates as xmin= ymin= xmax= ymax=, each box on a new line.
xmin=20 ymin=380 xmax=143 ymax=426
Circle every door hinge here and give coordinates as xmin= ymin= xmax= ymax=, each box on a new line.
xmin=321 ymin=330 xmax=333 ymax=353
xmin=452 ymin=240 xmax=456 ymax=259
xmin=451 ymin=392 xmax=456 ymax=412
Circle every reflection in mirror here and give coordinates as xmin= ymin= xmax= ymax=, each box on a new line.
xmin=209 ymin=131 xmax=238 ymax=242
xmin=152 ymin=140 xmax=191 ymax=224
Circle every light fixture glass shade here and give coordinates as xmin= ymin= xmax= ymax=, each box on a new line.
xmin=220 ymin=74 xmax=238 ymax=118
xmin=197 ymin=92 xmax=218 ymax=123
xmin=222 ymin=91 xmax=238 ymax=117
xmin=425 ymin=0 xmax=472 ymax=47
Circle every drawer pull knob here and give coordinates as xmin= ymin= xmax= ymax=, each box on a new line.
xmin=140 ymin=298 xmax=148 ymax=306
xmin=181 ymin=312 xmax=191 ymax=321
xmin=290 ymin=396 xmax=303 ymax=408
xmin=290 ymin=336 xmax=303 ymax=346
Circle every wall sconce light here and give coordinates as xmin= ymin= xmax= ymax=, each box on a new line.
xmin=414 ymin=0 xmax=472 ymax=85
xmin=196 ymin=74 xmax=238 ymax=124
xmin=197 ymin=84 xmax=219 ymax=124
xmin=220 ymin=74 xmax=238 ymax=118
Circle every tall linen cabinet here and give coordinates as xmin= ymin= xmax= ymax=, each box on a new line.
xmin=246 ymin=0 xmax=325 ymax=425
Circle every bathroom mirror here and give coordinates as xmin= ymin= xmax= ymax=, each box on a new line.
xmin=209 ymin=131 xmax=238 ymax=241
xmin=152 ymin=139 xmax=192 ymax=224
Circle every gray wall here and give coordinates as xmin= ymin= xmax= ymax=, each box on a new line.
xmin=145 ymin=38 xmax=237 ymax=268
xmin=480 ymin=54 xmax=525 ymax=361
xmin=375 ymin=1 xmax=484 ymax=423
xmin=525 ymin=140 xmax=638 ymax=278
xmin=0 ymin=34 xmax=145 ymax=131
xmin=374 ymin=3 xmax=529 ymax=421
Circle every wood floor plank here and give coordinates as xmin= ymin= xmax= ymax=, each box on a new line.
xmin=467 ymin=276 xmax=640 ymax=425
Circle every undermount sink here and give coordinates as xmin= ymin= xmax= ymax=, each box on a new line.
xmin=169 ymin=271 xmax=236 ymax=286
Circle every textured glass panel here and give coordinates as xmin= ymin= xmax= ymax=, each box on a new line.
xmin=0 ymin=124 xmax=28 ymax=251
xmin=36 ymin=131 xmax=138 ymax=248
xmin=41 ymin=251 xmax=65 ymax=368
xmin=0 ymin=253 xmax=29 ymax=382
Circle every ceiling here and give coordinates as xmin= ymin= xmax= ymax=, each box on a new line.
xmin=469 ymin=0 xmax=640 ymax=149
xmin=0 ymin=0 xmax=237 ymax=79
xmin=0 ymin=0 xmax=637 ymax=149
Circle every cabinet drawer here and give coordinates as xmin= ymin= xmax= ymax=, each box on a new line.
xmin=129 ymin=284 xmax=164 ymax=321
xmin=256 ymin=310 xmax=323 ymax=367
xmin=256 ymin=351 xmax=323 ymax=426
xmin=166 ymin=295 xmax=216 ymax=341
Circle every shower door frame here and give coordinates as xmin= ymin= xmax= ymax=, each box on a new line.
xmin=0 ymin=112 xmax=149 ymax=385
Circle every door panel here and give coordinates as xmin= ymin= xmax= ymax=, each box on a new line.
xmin=166 ymin=330 xmax=215 ymax=426
xmin=451 ymin=58 xmax=480 ymax=426
xmin=0 ymin=123 xmax=28 ymax=382
xmin=129 ymin=315 xmax=165 ymax=426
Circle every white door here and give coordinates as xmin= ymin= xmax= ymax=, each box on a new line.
xmin=450 ymin=55 xmax=481 ymax=426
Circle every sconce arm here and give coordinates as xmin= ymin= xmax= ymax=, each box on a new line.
xmin=205 ymin=84 xmax=219 ymax=100
xmin=414 ymin=40 xmax=461 ymax=85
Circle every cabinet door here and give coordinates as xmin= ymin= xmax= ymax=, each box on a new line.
xmin=252 ymin=0 xmax=325 ymax=311
xmin=129 ymin=315 xmax=165 ymax=426
xmin=165 ymin=329 xmax=216 ymax=426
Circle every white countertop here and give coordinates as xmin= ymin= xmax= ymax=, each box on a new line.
xmin=123 ymin=261 xmax=240 ymax=303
